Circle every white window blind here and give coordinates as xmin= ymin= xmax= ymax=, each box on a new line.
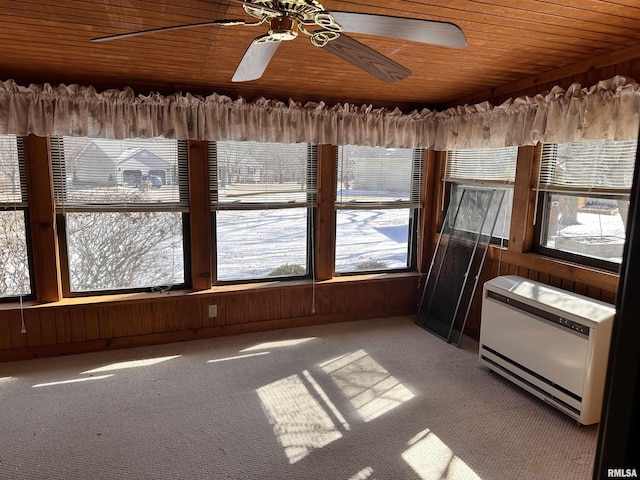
xmin=0 ymin=135 xmax=27 ymax=206
xmin=445 ymin=146 xmax=518 ymax=185
xmin=539 ymin=139 xmax=637 ymax=195
xmin=0 ymin=134 xmax=31 ymax=298
xmin=210 ymin=141 xmax=316 ymax=210
xmin=52 ymin=137 xmax=188 ymax=211
xmin=336 ymin=146 xmax=423 ymax=209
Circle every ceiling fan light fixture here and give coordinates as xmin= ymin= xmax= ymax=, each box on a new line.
xmin=267 ymin=16 xmax=299 ymax=41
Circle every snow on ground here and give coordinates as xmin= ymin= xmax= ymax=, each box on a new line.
xmin=216 ymin=208 xmax=411 ymax=281
xmin=6 ymin=182 xmax=629 ymax=295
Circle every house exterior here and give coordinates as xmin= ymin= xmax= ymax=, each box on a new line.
xmin=116 ymin=147 xmax=173 ymax=186
xmin=72 ymin=140 xmax=175 ymax=187
xmin=72 ymin=141 xmax=116 ymax=186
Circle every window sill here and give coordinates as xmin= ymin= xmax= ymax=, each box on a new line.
xmin=0 ymin=272 xmax=420 ymax=312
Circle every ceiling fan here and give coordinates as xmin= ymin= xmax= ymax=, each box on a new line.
xmin=92 ymin=0 xmax=467 ymax=83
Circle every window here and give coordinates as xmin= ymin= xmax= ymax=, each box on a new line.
xmin=536 ymin=139 xmax=636 ymax=269
xmin=52 ymin=137 xmax=189 ymax=293
xmin=210 ymin=141 xmax=316 ymax=281
xmin=445 ymin=146 xmax=518 ymax=243
xmin=335 ymin=146 xmax=423 ymax=273
xmin=0 ymin=135 xmax=32 ymax=299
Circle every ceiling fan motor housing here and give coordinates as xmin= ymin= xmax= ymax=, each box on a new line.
xmin=268 ymin=16 xmax=299 ymax=40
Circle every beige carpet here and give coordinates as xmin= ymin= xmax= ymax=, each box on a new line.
xmin=0 ymin=316 xmax=597 ymax=480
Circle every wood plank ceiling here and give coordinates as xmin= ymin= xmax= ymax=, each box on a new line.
xmin=1 ymin=0 xmax=640 ymax=111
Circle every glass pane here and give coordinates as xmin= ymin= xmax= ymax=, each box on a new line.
xmin=446 ymin=146 xmax=518 ymax=183
xmin=541 ymin=193 xmax=628 ymax=264
xmin=335 ymin=209 xmax=411 ymax=272
xmin=66 ymin=212 xmax=184 ymax=291
xmin=540 ymin=140 xmax=636 ymax=191
xmin=0 ymin=210 xmax=31 ymax=297
xmin=0 ymin=135 xmax=24 ymax=203
xmin=216 ymin=209 xmax=308 ymax=281
xmin=451 ymin=185 xmax=513 ymax=241
xmin=337 ymin=146 xmax=415 ymax=204
xmin=417 ymin=188 xmax=503 ymax=344
xmin=215 ymin=142 xmax=313 ymax=205
xmin=56 ymin=137 xmax=185 ymax=207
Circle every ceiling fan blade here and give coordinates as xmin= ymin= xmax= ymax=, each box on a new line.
xmin=232 ymin=36 xmax=281 ymax=82
xmin=91 ymin=19 xmax=251 ymax=43
xmin=327 ymin=11 xmax=467 ymax=49
xmin=322 ymin=34 xmax=410 ymax=83
xmin=227 ymin=0 xmax=283 ymax=16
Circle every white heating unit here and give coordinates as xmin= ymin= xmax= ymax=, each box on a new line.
xmin=479 ymin=275 xmax=615 ymax=425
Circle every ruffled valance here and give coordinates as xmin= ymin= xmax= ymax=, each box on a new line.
xmin=433 ymin=75 xmax=640 ymax=149
xmin=1 ymin=75 xmax=638 ymax=149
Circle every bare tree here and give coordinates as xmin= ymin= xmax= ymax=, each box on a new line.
xmin=216 ymin=142 xmax=255 ymax=186
xmin=255 ymin=143 xmax=306 ymax=185
xmin=338 ymin=145 xmax=357 ymax=190
xmin=66 ymin=209 xmax=183 ymax=291
xmin=0 ymin=211 xmax=31 ymax=296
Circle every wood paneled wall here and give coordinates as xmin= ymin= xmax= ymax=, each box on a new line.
xmin=1 ymin=58 xmax=632 ymax=361
xmin=0 ymin=276 xmax=419 ymax=361
xmin=427 ymin=58 xmax=640 ymax=339
xmin=0 ymin=137 xmax=421 ymax=363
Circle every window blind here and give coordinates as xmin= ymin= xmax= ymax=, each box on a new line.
xmin=445 ymin=146 xmax=518 ymax=185
xmin=0 ymin=135 xmax=27 ymax=207
xmin=210 ymin=141 xmax=317 ymax=210
xmin=336 ymin=146 xmax=423 ymax=209
xmin=52 ymin=137 xmax=188 ymax=211
xmin=538 ymin=139 xmax=637 ymax=195
xmin=0 ymin=134 xmax=31 ymax=298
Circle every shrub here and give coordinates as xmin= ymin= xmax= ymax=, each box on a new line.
xmin=355 ymin=260 xmax=388 ymax=271
xmin=268 ymin=264 xmax=306 ymax=276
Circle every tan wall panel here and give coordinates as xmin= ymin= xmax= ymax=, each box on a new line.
xmin=0 ymin=317 xmax=11 ymax=350
xmin=83 ymin=307 xmax=101 ymax=341
xmin=0 ymin=278 xmax=419 ymax=361
xmin=69 ymin=309 xmax=86 ymax=343
xmin=98 ymin=308 xmax=114 ymax=339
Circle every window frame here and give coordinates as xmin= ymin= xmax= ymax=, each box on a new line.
xmin=51 ymin=136 xmax=191 ymax=296
xmin=333 ymin=146 xmax=424 ymax=275
xmin=533 ymin=191 xmax=627 ymax=272
xmin=533 ymin=140 xmax=636 ymax=272
xmin=209 ymin=141 xmax=317 ymax=284
xmin=0 ymin=136 xmax=35 ymax=301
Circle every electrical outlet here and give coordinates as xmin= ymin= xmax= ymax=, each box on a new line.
xmin=208 ymin=304 xmax=217 ymax=318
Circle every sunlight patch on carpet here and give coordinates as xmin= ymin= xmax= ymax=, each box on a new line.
xmin=402 ymin=428 xmax=482 ymax=480
xmin=81 ymin=355 xmax=181 ymax=374
xmin=320 ymin=349 xmax=415 ymax=422
xmin=207 ymin=351 xmax=270 ymax=363
xmin=257 ymin=373 xmax=342 ymax=464
xmin=33 ymin=374 xmax=114 ymax=388
xmin=241 ymin=337 xmax=316 ymax=352
xmin=302 ymin=369 xmax=350 ymax=431
xmin=348 ymin=466 xmax=375 ymax=479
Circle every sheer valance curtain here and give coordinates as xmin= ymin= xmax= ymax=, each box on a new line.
xmin=0 ymin=75 xmax=638 ymax=149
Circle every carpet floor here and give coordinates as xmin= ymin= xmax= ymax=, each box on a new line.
xmin=0 ymin=316 xmax=597 ymax=479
